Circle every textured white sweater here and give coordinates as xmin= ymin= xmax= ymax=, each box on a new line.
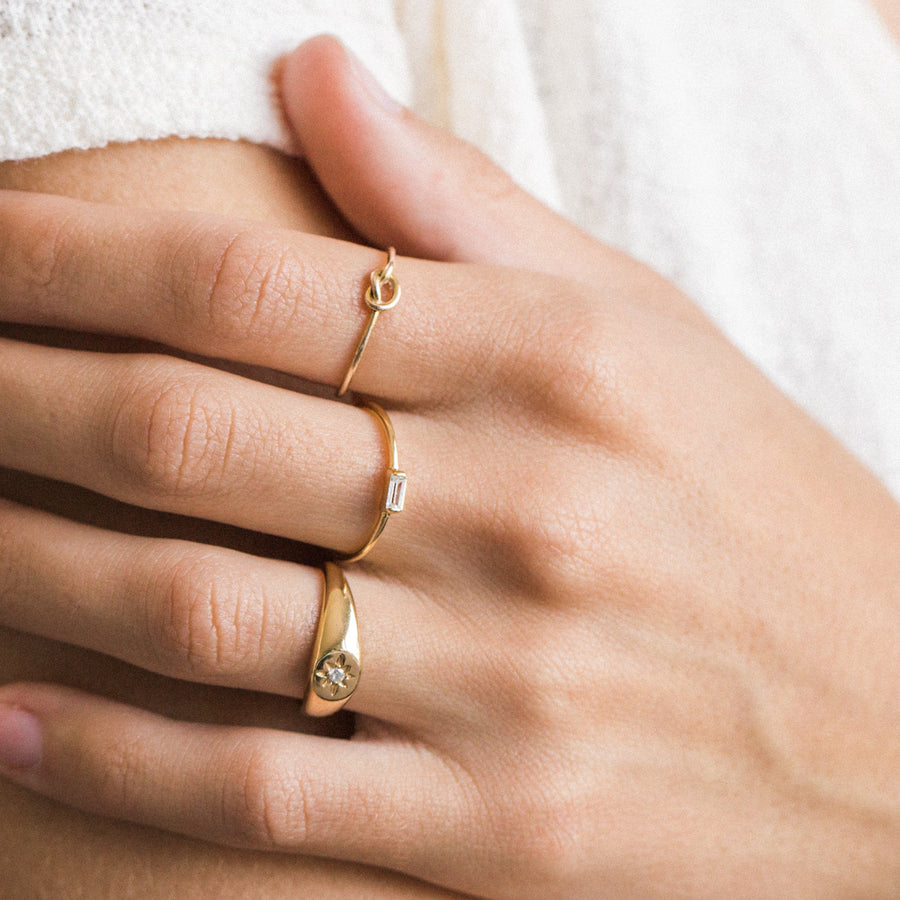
xmin=1 ymin=0 xmax=898 ymax=495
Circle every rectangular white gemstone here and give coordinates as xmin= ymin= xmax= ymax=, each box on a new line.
xmin=386 ymin=471 xmax=407 ymax=512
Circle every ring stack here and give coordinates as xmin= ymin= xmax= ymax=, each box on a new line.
xmin=304 ymin=249 xmax=407 ymax=716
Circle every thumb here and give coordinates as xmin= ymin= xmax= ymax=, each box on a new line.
xmin=279 ymin=35 xmax=602 ymax=277
xmin=280 ymin=35 xmax=707 ymax=327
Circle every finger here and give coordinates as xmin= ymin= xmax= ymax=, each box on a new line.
xmin=0 ymin=498 xmax=443 ymax=721
xmin=281 ymin=36 xmax=706 ymax=326
xmin=0 ymin=189 xmax=539 ymax=403
xmin=280 ymin=36 xmax=593 ymax=273
xmin=0 ymin=684 xmax=466 ymax=878
xmin=0 ymin=339 xmax=424 ymax=557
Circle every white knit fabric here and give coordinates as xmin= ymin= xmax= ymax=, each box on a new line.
xmin=1 ymin=0 xmax=898 ymax=496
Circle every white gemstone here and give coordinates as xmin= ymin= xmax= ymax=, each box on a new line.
xmin=327 ymin=667 xmax=346 ymax=685
xmin=386 ymin=471 xmax=407 ymax=513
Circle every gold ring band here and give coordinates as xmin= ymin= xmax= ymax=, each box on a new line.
xmin=340 ymin=401 xmax=407 ymax=564
xmin=337 ymin=247 xmax=400 ymax=397
xmin=304 ymin=563 xmax=360 ymax=717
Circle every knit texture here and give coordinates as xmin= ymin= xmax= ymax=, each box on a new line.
xmin=1 ymin=0 xmax=898 ymax=495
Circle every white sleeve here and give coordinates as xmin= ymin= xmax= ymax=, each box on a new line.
xmin=0 ymin=0 xmax=411 ymax=161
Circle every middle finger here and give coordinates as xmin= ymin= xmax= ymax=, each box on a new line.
xmin=0 ymin=338 xmax=421 ymax=557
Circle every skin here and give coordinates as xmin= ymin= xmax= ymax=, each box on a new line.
xmin=871 ymin=0 xmax=900 ymax=42
xmin=0 ymin=33 xmax=899 ymax=900
xmin=0 ymin=88 xmax=456 ymax=900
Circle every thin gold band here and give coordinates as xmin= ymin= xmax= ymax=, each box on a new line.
xmin=337 ymin=247 xmax=400 ymax=397
xmin=304 ymin=563 xmax=360 ymax=717
xmin=340 ymin=401 xmax=407 ymax=564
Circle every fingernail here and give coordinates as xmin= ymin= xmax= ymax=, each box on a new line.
xmin=0 ymin=704 xmax=43 ymax=770
xmin=344 ymin=43 xmax=403 ymax=116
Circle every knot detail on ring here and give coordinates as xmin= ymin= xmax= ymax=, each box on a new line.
xmin=365 ymin=252 xmax=401 ymax=311
xmin=337 ymin=247 xmax=400 ymax=397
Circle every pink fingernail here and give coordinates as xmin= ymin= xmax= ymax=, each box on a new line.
xmin=343 ymin=42 xmax=403 ymax=115
xmin=0 ymin=704 xmax=43 ymax=770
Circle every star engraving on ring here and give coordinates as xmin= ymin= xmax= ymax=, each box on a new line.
xmin=312 ymin=651 xmax=360 ymax=702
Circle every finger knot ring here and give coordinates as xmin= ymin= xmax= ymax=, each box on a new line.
xmin=338 ymin=247 xmax=400 ymax=396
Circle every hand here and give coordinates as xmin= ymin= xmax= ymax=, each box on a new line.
xmin=0 ymin=36 xmax=897 ymax=899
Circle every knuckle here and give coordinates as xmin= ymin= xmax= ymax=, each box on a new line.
xmin=490 ymin=624 xmax=587 ymax=728
xmin=456 ymin=140 xmax=520 ymax=205
xmin=473 ymin=748 xmax=591 ymax=890
xmin=486 ymin=272 xmax=638 ymax=448
xmin=483 ymin=745 xmax=594 ymax=887
xmin=150 ymin=553 xmax=268 ymax=677
xmin=525 ymin=296 xmax=628 ymax=436
xmin=11 ymin=195 xmax=75 ymax=294
xmin=228 ymin=744 xmax=309 ymax=850
xmin=512 ymin=794 xmax=590 ymax=888
xmin=441 ymin=456 xmax=602 ymax=604
xmin=100 ymin=734 xmax=153 ymax=815
xmin=191 ymin=227 xmax=330 ymax=348
xmin=201 ymin=230 xmax=287 ymax=340
xmin=109 ymin=364 xmax=240 ymax=498
xmin=0 ymin=502 xmax=24 ymax=595
xmin=493 ymin=475 xmax=606 ymax=600
xmin=507 ymin=502 xmax=569 ymax=585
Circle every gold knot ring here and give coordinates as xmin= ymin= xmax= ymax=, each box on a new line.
xmin=337 ymin=247 xmax=400 ymax=397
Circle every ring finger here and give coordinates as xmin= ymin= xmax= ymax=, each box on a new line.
xmin=0 ymin=498 xmax=446 ymax=723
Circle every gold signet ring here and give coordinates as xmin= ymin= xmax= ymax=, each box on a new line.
xmin=304 ymin=563 xmax=361 ymax=717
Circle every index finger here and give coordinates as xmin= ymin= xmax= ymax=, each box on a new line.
xmin=0 ymin=190 xmax=530 ymax=404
